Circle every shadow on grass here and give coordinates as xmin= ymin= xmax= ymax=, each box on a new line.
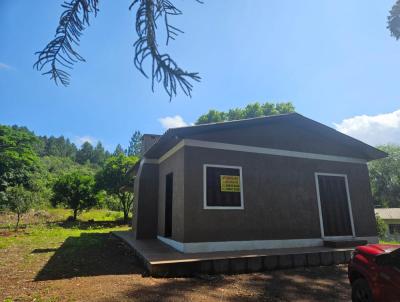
xmin=35 ymin=233 xmax=144 ymax=281
xmin=1 ymin=219 xmax=130 ymax=231
xmin=32 ymin=248 xmax=58 ymax=253
xmin=46 ymin=220 xmax=129 ymax=230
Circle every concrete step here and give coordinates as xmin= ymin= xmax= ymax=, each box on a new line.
xmin=323 ymin=239 xmax=367 ymax=248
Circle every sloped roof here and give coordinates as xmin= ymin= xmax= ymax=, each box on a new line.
xmin=375 ymin=208 xmax=400 ymax=220
xmin=143 ymin=113 xmax=387 ymax=161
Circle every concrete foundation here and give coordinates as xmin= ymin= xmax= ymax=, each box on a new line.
xmin=113 ymin=231 xmax=355 ymax=277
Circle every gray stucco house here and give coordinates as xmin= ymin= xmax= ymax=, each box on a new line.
xmin=132 ymin=113 xmax=386 ymax=253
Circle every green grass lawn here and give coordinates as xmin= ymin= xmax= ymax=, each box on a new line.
xmin=379 ymin=240 xmax=400 ymax=245
xmin=0 ymin=208 xmax=130 ymax=250
xmin=46 ymin=208 xmax=125 ymax=222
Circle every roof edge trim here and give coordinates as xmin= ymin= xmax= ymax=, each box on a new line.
xmin=147 ymin=139 xmax=368 ymax=165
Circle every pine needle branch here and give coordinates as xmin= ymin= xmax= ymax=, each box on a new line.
xmin=130 ymin=0 xmax=201 ymax=100
xmin=388 ymin=0 xmax=400 ymax=40
xmin=33 ymin=0 xmax=99 ymax=86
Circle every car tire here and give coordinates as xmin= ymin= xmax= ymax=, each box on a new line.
xmin=352 ymin=278 xmax=373 ymax=302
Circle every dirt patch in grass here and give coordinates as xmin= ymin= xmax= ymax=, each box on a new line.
xmin=0 ymin=230 xmax=14 ymax=237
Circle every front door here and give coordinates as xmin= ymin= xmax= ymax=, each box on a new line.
xmin=316 ymin=173 xmax=354 ymax=238
xmin=164 ymin=173 xmax=173 ymax=238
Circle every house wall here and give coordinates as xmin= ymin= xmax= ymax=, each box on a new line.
xmin=157 ymin=148 xmax=185 ymax=242
xmin=134 ymin=162 xmax=159 ymax=239
xmin=182 ymin=146 xmax=377 ymax=243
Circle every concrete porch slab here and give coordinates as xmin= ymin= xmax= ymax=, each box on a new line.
xmin=112 ymin=231 xmax=355 ymax=277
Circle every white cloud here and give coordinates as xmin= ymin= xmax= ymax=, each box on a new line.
xmin=0 ymin=62 xmax=12 ymax=70
xmin=158 ymin=115 xmax=188 ymax=129
xmin=73 ymin=135 xmax=98 ymax=146
xmin=334 ymin=109 xmax=400 ymax=146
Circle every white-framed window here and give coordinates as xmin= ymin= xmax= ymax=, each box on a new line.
xmin=203 ymin=164 xmax=244 ymax=210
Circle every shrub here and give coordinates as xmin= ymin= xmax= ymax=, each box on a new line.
xmin=52 ymin=171 xmax=97 ymax=220
xmin=375 ymin=213 xmax=388 ymax=239
xmin=1 ymin=185 xmax=34 ymax=230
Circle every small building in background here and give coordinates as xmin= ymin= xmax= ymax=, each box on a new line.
xmin=375 ymin=208 xmax=400 ymax=240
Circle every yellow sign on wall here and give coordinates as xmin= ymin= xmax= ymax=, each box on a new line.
xmin=220 ymin=175 xmax=240 ymax=192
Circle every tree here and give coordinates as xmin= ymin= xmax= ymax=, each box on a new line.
xmin=195 ymin=102 xmax=295 ymax=125
xmin=0 ymin=125 xmax=41 ymax=192
xmin=76 ymin=141 xmax=94 ymax=164
xmin=375 ymin=213 xmax=388 ymax=239
xmin=96 ymin=154 xmax=139 ymax=222
xmin=196 ymin=110 xmax=226 ymax=125
xmin=244 ymin=103 xmax=264 ymax=118
xmin=34 ymin=0 xmax=201 ymax=99
xmin=39 ymin=135 xmax=78 ymax=158
xmin=369 ymin=144 xmax=400 ymax=208
xmin=127 ymin=131 xmax=143 ymax=157
xmin=92 ymin=142 xmax=108 ymax=165
xmin=113 ymin=144 xmax=125 ymax=156
xmin=52 ymin=171 xmax=97 ymax=220
xmin=1 ymin=185 xmax=34 ymax=231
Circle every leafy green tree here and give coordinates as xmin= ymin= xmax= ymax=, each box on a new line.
xmin=196 ymin=110 xmax=227 ymax=125
xmin=41 ymin=156 xmax=83 ymax=176
xmin=369 ymin=144 xmax=400 ymax=208
xmin=195 ymin=102 xmax=295 ymax=125
xmin=127 ymin=131 xmax=143 ymax=157
xmin=96 ymin=154 xmax=139 ymax=222
xmin=275 ymin=102 xmax=295 ymax=114
xmin=92 ymin=142 xmax=108 ymax=165
xmin=244 ymin=103 xmax=264 ymax=118
xmin=76 ymin=141 xmax=94 ymax=164
xmin=0 ymin=125 xmax=41 ymax=191
xmin=96 ymin=190 xmax=122 ymax=211
xmin=227 ymin=108 xmax=244 ymax=121
xmin=38 ymin=155 xmax=99 ymax=205
xmin=1 ymin=185 xmax=34 ymax=230
xmin=375 ymin=213 xmax=388 ymax=239
xmin=52 ymin=171 xmax=97 ymax=220
xmin=113 ymin=144 xmax=126 ymax=156
xmin=39 ymin=135 xmax=78 ymax=158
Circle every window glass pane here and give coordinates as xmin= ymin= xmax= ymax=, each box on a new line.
xmin=206 ymin=166 xmax=241 ymax=207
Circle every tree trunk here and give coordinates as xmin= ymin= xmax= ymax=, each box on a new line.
xmin=123 ymin=210 xmax=129 ymax=224
xmin=122 ymin=195 xmax=128 ymax=224
xmin=73 ymin=209 xmax=78 ymax=221
xmin=15 ymin=213 xmax=20 ymax=231
xmin=119 ymin=193 xmax=129 ymax=224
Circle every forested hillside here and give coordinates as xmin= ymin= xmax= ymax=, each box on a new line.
xmin=0 ymin=124 xmax=142 ymax=226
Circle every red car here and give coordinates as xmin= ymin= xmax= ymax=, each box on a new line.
xmin=348 ymin=244 xmax=400 ymax=302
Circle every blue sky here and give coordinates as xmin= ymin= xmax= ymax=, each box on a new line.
xmin=1 ymin=0 xmax=400 ymax=151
